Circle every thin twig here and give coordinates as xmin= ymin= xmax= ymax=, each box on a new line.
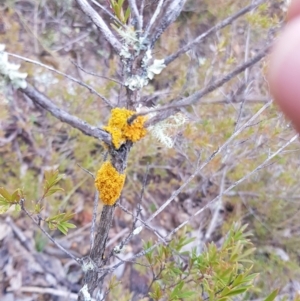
xmin=20 ymin=199 xmax=80 ymax=264
xmin=200 ymin=96 xmax=269 ymax=104
xmin=6 ymin=216 xmax=32 ymax=252
xmin=139 ymin=0 xmax=146 ymax=29
xmin=54 ymin=32 xmax=91 ymax=52
xmin=164 ymin=0 xmax=267 ymax=66
xmin=173 ymin=45 xmax=270 ymax=108
xmin=144 ymin=0 xmax=164 ymax=38
xmin=21 ymin=84 xmax=112 ymax=145
xmin=128 ymin=0 xmax=142 ymax=30
xmin=76 ymin=163 xmax=95 ymax=178
xmin=117 ymin=203 xmax=167 ymax=245
xmin=71 ymin=60 xmax=124 ymax=86
xmin=114 ymin=254 xmax=151 ymax=268
xmin=6 ymin=52 xmax=113 ymax=107
xmin=106 ymin=227 xmax=129 ymax=248
xmin=235 ymin=11 xmax=253 ymax=130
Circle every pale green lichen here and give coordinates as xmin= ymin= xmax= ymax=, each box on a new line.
xmin=147 ymin=59 xmax=166 ymax=80
xmin=148 ymin=112 xmax=187 ymax=148
xmin=0 ymin=44 xmax=27 ymax=89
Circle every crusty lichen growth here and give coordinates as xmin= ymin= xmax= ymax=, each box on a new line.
xmin=104 ymin=108 xmax=147 ymax=149
xmin=95 ymin=161 xmax=126 ymax=206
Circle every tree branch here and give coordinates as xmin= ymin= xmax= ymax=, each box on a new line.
xmin=172 ymin=44 xmax=271 ymax=107
xmin=71 ymin=60 xmax=124 ymax=86
xmin=20 ymin=84 xmax=112 ymax=145
xmin=145 ymin=43 xmax=271 ymax=126
xmin=78 ymin=141 xmax=132 ymax=300
xmin=164 ymin=0 xmax=267 ymax=66
xmin=76 ymin=0 xmax=122 ymax=54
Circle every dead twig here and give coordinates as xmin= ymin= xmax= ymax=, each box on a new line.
xmin=71 ymin=60 xmax=124 ymax=86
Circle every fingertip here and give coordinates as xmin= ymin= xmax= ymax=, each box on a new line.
xmin=268 ymin=18 xmax=300 ymax=131
xmin=287 ymin=0 xmax=300 ymax=21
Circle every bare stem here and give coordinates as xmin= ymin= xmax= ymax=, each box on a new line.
xmin=71 ymin=60 xmax=124 ymax=86
xmin=128 ymin=0 xmax=142 ymax=30
xmin=144 ymin=0 xmax=164 ymax=38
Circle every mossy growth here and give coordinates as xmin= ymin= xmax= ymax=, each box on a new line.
xmin=104 ymin=108 xmax=147 ymax=149
xmin=95 ymin=161 xmax=126 ymax=206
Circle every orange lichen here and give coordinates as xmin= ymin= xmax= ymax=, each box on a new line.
xmin=104 ymin=108 xmax=147 ymax=149
xmin=95 ymin=161 xmax=126 ymax=206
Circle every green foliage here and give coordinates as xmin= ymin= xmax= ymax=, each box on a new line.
xmin=0 ymin=187 xmax=23 ymax=213
xmin=46 ymin=212 xmax=76 ymax=235
xmin=34 ymin=230 xmax=48 ymax=252
xmin=110 ymin=0 xmax=131 ymax=25
xmin=143 ymin=224 xmax=276 ymax=301
xmin=0 ymin=169 xmax=75 ymax=235
xmin=42 ymin=169 xmax=65 ymax=200
xmin=246 ymin=3 xmax=279 ymax=29
xmin=0 ymin=0 xmax=295 ymax=299
xmin=263 ymin=289 xmax=279 ymax=301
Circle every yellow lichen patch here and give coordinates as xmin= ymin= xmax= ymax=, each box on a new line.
xmin=104 ymin=108 xmax=147 ymax=149
xmin=95 ymin=161 xmax=126 ymax=206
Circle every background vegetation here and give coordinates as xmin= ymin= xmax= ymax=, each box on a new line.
xmin=0 ymin=0 xmax=299 ymax=300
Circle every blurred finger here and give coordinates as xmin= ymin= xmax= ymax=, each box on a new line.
xmin=268 ymin=18 xmax=300 ymax=132
xmin=287 ymin=0 xmax=300 ymax=21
